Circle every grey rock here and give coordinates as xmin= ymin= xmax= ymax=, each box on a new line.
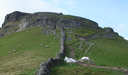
xmin=104 ymin=27 xmax=114 ymax=33
xmin=1 ymin=11 xmax=99 ymax=36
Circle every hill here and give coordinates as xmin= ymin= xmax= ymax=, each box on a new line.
xmin=0 ymin=11 xmax=128 ymax=75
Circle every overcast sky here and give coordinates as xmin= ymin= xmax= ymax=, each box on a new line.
xmin=0 ymin=0 xmax=128 ymax=39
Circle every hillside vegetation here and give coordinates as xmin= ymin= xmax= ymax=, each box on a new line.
xmin=0 ymin=27 xmax=60 ymax=75
xmin=0 ymin=11 xmax=128 ymax=75
xmin=51 ymin=63 xmax=124 ymax=75
xmin=65 ymin=28 xmax=128 ymax=67
xmin=51 ymin=27 xmax=128 ymax=75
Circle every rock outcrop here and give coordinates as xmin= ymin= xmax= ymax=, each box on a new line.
xmin=0 ymin=11 xmax=99 ymax=36
xmin=75 ymin=27 xmax=119 ymax=40
xmin=0 ymin=11 xmax=120 ymax=40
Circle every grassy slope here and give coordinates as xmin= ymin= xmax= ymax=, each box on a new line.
xmin=0 ymin=27 xmax=60 ymax=75
xmin=51 ymin=28 xmax=128 ymax=75
xmin=87 ymin=38 xmax=128 ymax=67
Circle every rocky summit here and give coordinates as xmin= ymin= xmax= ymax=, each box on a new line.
xmin=0 ymin=11 xmax=118 ymax=39
xmin=0 ymin=11 xmax=99 ymax=35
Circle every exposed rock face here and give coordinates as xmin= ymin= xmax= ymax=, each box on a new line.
xmin=0 ymin=11 xmax=119 ymax=40
xmin=75 ymin=27 xmax=119 ymax=40
xmin=104 ymin=27 xmax=114 ymax=33
xmin=3 ymin=11 xmax=29 ymax=24
xmin=0 ymin=11 xmax=99 ymax=36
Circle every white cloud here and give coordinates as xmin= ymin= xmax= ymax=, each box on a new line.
xmin=113 ymin=24 xmax=128 ymax=39
xmin=0 ymin=0 xmax=127 ymax=39
xmin=0 ymin=0 xmax=70 ymax=27
xmin=0 ymin=0 xmax=77 ymax=26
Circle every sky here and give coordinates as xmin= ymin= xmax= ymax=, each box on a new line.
xmin=0 ymin=0 xmax=128 ymax=39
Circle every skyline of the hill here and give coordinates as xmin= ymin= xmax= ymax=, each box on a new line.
xmin=0 ymin=0 xmax=128 ymax=39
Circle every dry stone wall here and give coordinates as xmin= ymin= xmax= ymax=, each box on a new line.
xmin=36 ymin=28 xmax=65 ymax=75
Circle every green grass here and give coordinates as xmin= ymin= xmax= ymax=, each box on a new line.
xmin=51 ymin=63 xmax=124 ymax=75
xmin=1 ymin=26 xmax=128 ymax=75
xmin=87 ymin=38 xmax=128 ymax=68
xmin=65 ymin=28 xmax=128 ymax=68
xmin=51 ymin=28 xmax=128 ymax=75
xmin=0 ymin=27 xmax=60 ymax=75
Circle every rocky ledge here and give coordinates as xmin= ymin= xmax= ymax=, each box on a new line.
xmin=0 ymin=11 xmax=99 ymax=36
